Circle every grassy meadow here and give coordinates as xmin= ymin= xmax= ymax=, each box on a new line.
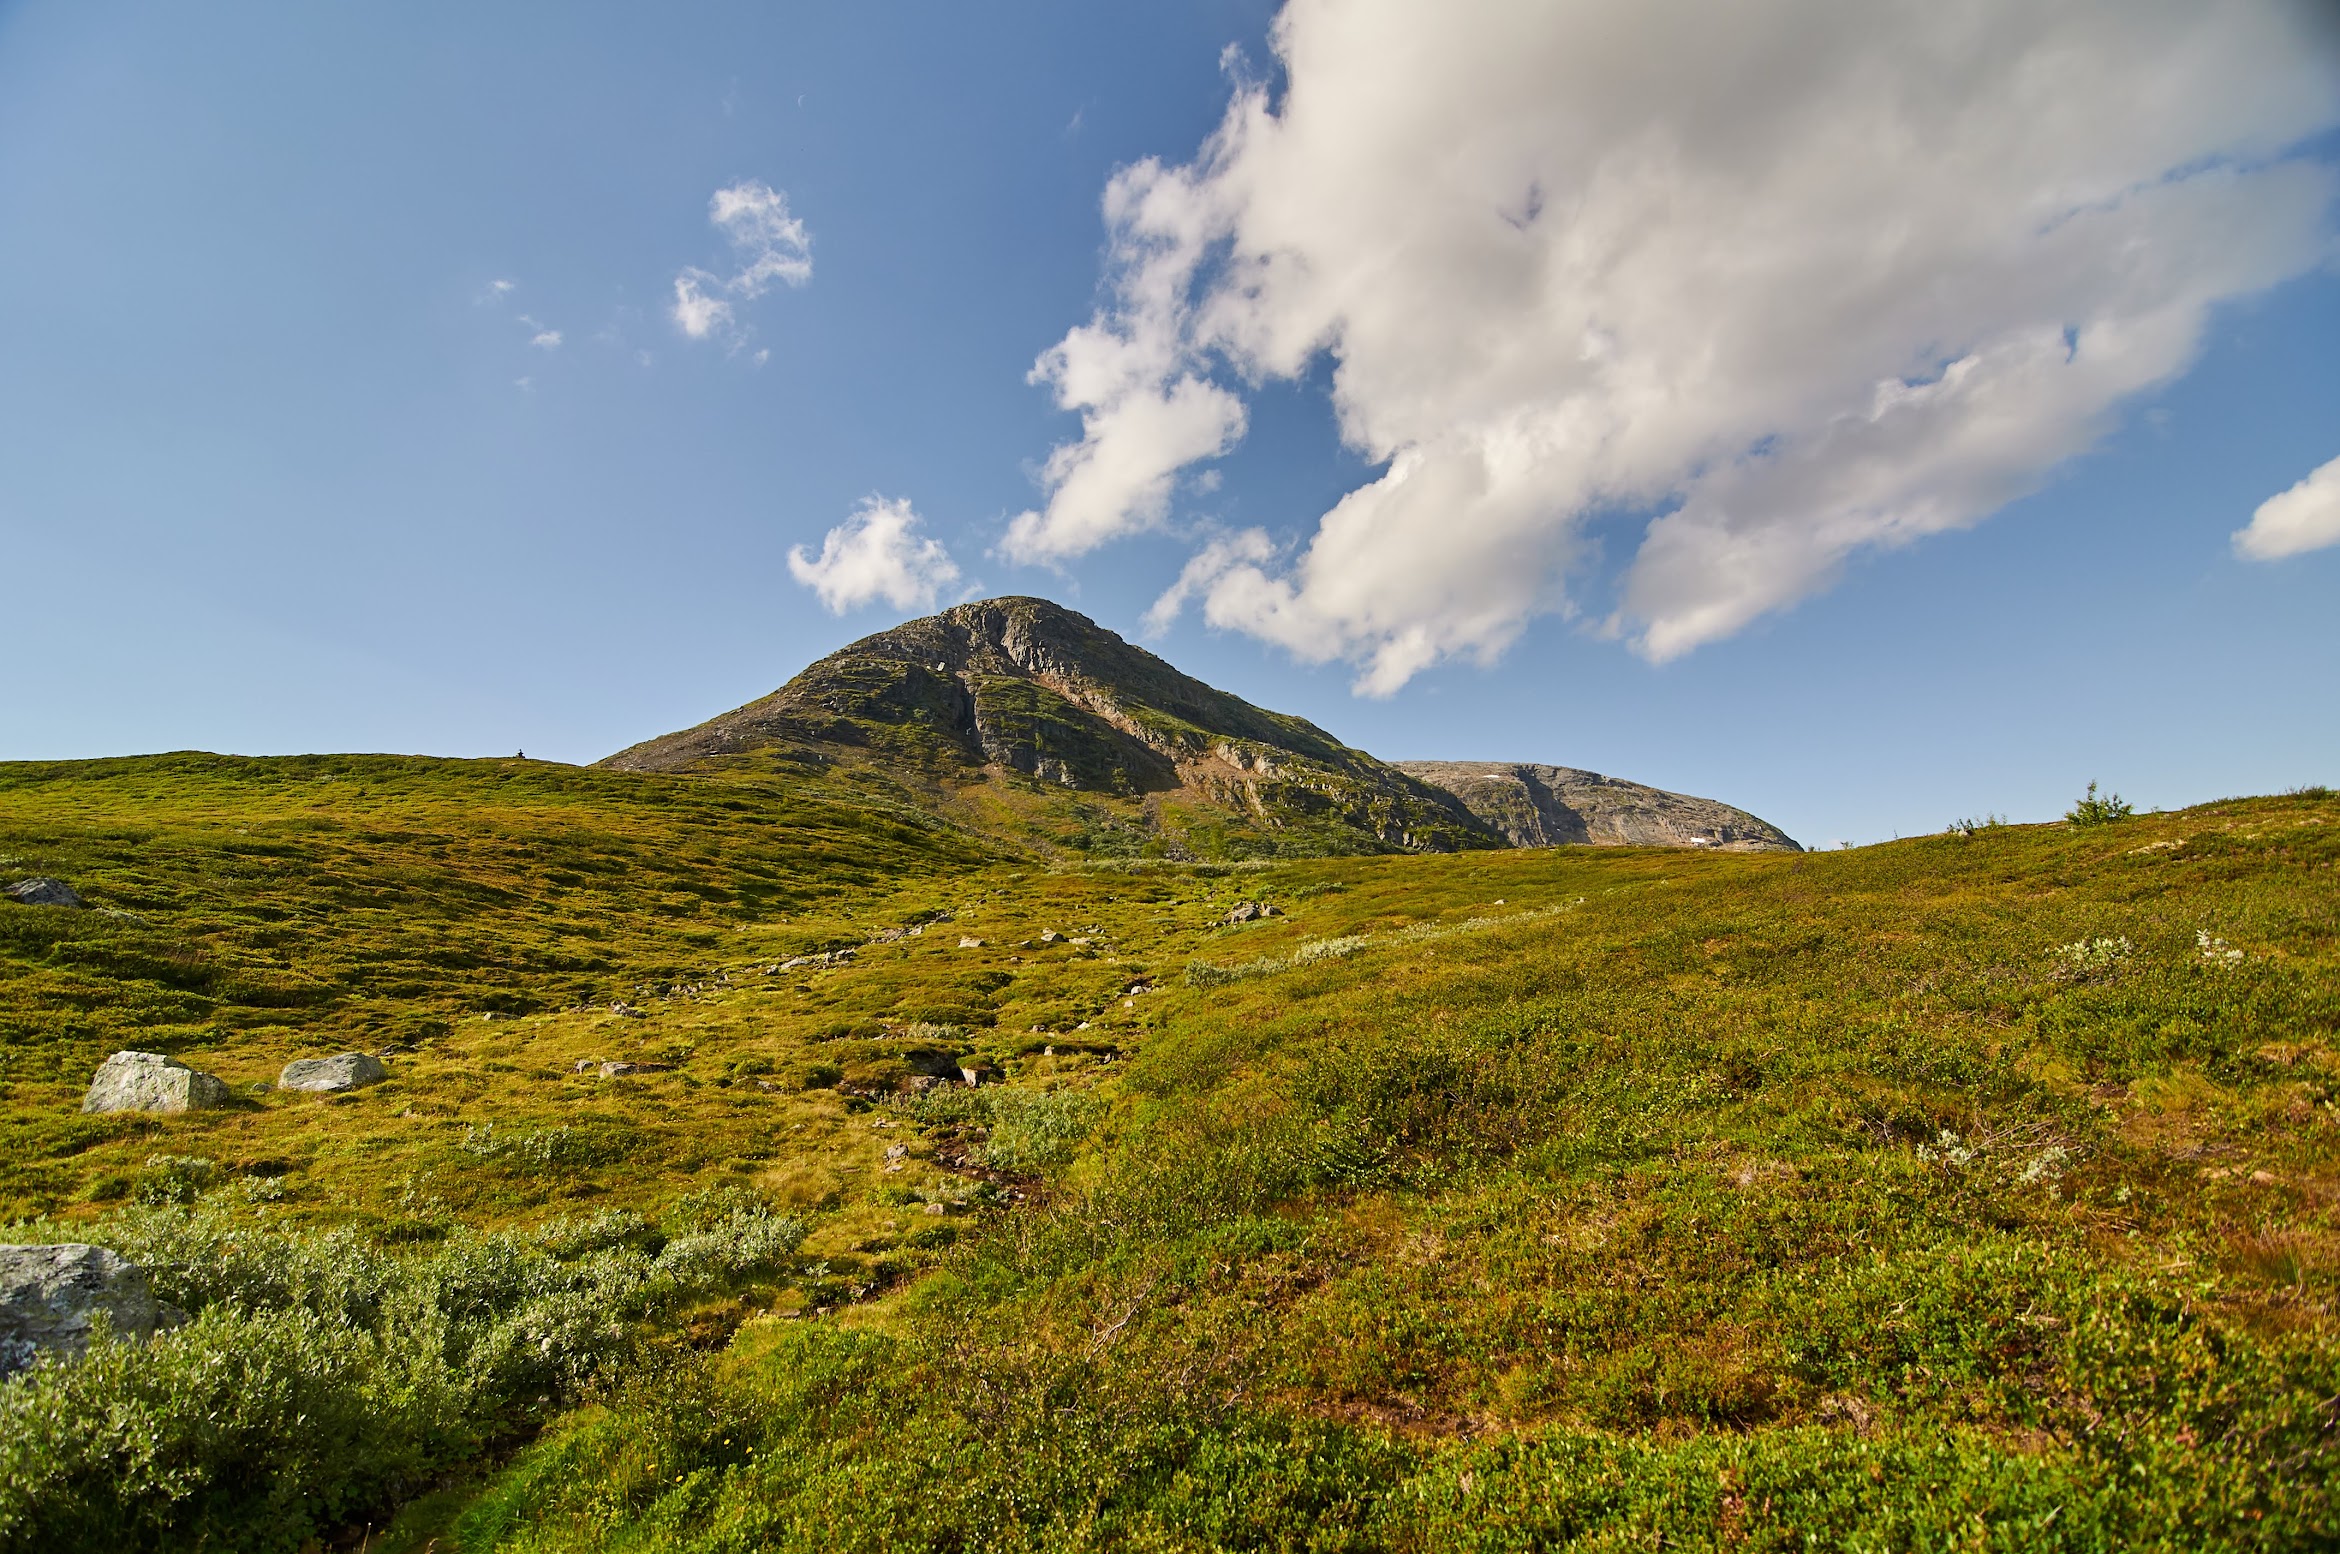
xmin=1 ymin=756 xmax=2335 ymax=1550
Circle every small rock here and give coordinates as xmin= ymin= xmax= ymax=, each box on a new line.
xmin=573 ymin=1059 xmax=597 ymax=1073
xmin=884 ymin=1143 xmax=909 ymax=1162
xmin=600 ymin=1061 xmax=640 ymax=1077
xmin=4 ymin=877 xmax=85 ymax=909
xmin=1221 ymin=900 xmax=1279 ymax=925
xmin=1038 ymin=929 xmax=1062 ymax=944
xmin=959 ymin=936 xmax=985 ymax=949
xmin=277 ymin=1052 xmax=387 ymax=1094
xmin=1 ymin=1244 xmax=187 ymax=1377
xmin=924 ymin=1202 xmax=945 ymax=1216
xmin=81 ymin=1051 xmax=229 ymax=1115
xmin=959 ymin=1066 xmax=982 ymax=1087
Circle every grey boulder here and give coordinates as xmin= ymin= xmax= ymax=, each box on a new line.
xmin=277 ymin=1052 xmax=387 ymax=1094
xmin=82 ymin=1051 xmax=229 ymax=1114
xmin=0 ymin=1244 xmax=187 ymax=1377
xmin=4 ymin=877 xmax=84 ymax=908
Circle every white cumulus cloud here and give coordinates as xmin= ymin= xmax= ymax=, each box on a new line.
xmin=788 ymin=497 xmax=964 ymax=614
xmin=1030 ymin=0 xmax=2339 ymax=689
xmin=673 ymin=180 xmax=812 ymax=344
xmin=2234 ymin=454 xmax=2340 ymax=560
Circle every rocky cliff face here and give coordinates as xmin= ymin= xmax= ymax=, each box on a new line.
xmin=1394 ymin=762 xmax=1800 ymax=852
xmin=602 ymin=598 xmax=1492 ymax=855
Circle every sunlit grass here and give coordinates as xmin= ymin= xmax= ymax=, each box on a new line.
xmin=3 ymin=762 xmax=2334 ymax=1549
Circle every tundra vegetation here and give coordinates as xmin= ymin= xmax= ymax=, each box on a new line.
xmin=0 ymin=753 xmax=2334 ymax=1551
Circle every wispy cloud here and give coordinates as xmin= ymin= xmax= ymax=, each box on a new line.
xmin=672 ymin=180 xmax=812 ymax=346
xmin=476 ymin=278 xmax=517 ymax=305
xmin=671 ymin=275 xmax=733 ymax=342
xmin=529 ymin=329 xmax=562 ymax=350
xmin=2234 ymin=454 xmax=2340 ymax=561
xmin=789 ymin=496 xmax=962 ymax=614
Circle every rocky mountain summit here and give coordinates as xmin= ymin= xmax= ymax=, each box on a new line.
xmin=604 ymin=597 xmax=1488 ymax=855
xmin=605 ymin=597 xmax=1794 ymax=857
xmin=1397 ymin=762 xmax=1799 ymax=852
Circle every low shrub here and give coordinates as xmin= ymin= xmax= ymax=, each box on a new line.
xmin=0 ymin=1199 xmax=807 ymax=1552
xmin=2066 ymin=781 xmax=2135 ymax=825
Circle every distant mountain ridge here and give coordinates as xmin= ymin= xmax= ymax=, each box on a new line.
xmin=603 ymin=596 xmax=1796 ymax=857
xmin=1396 ymin=762 xmax=1799 ymax=853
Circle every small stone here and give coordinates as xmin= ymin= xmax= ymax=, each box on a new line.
xmin=4 ymin=877 xmax=85 ymax=908
xmin=924 ymin=1202 xmax=945 ymax=1216
xmin=277 ymin=1052 xmax=387 ymax=1094
xmin=959 ymin=936 xmax=984 ymax=949
xmin=600 ymin=1061 xmax=640 ymax=1077
xmin=959 ymin=1066 xmax=981 ymax=1087
xmin=82 ymin=1051 xmax=229 ymax=1115
xmin=1039 ymin=929 xmax=1062 ymax=944
xmin=573 ymin=1059 xmax=596 ymax=1073
xmin=884 ymin=1143 xmax=909 ymax=1162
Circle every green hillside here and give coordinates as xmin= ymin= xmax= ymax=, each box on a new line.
xmin=600 ymin=597 xmax=1509 ymax=859
xmin=1 ymin=762 xmax=2335 ymax=1551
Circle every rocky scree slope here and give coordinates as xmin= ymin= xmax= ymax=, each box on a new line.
xmin=602 ymin=597 xmax=1492 ymax=854
xmin=1397 ymin=761 xmax=1800 ymax=852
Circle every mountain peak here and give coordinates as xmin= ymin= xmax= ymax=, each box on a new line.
xmin=601 ymin=597 xmax=1796 ymax=859
xmin=600 ymin=597 xmax=1492 ymax=856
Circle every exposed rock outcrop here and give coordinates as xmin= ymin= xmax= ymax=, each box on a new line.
xmin=82 ymin=1051 xmax=230 ymax=1114
xmin=0 ymin=1244 xmax=187 ymax=1376
xmin=4 ymin=877 xmax=84 ymax=908
xmin=277 ymin=1052 xmax=387 ymax=1094
xmin=1395 ymin=762 xmax=1800 ymax=852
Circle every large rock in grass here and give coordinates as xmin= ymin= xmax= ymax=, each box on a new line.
xmin=4 ymin=877 xmax=84 ymax=908
xmin=81 ymin=1051 xmax=229 ymax=1115
xmin=277 ymin=1052 xmax=387 ymax=1094
xmin=0 ymin=1244 xmax=187 ymax=1377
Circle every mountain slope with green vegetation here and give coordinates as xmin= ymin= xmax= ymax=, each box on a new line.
xmin=602 ymin=596 xmax=1508 ymax=859
xmin=1 ymin=762 xmax=2335 ymax=1551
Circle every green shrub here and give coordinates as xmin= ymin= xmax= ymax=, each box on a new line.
xmin=977 ymin=1089 xmax=1104 ymax=1177
xmin=2066 ymin=780 xmax=2135 ymax=825
xmin=0 ymin=1201 xmax=808 ymax=1552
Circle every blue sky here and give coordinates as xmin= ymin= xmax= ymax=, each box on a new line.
xmin=2 ymin=1 xmax=2334 ymax=850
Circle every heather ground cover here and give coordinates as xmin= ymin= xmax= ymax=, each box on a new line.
xmin=1 ymin=761 xmax=2333 ymax=1550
